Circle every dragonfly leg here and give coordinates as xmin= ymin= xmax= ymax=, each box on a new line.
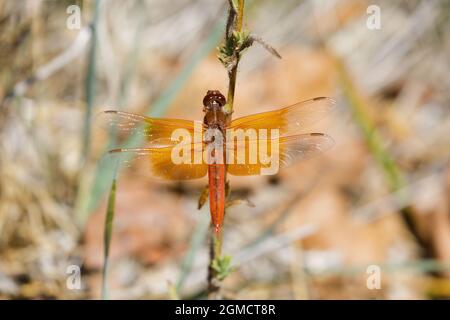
xmin=225 ymin=198 xmax=255 ymax=209
xmin=224 ymin=180 xmax=254 ymax=208
xmin=198 ymin=185 xmax=209 ymax=210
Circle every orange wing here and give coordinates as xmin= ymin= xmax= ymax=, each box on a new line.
xmin=107 ymin=144 xmax=208 ymax=180
xmin=228 ymin=97 xmax=335 ymax=137
xmin=98 ymin=110 xmax=207 ymax=180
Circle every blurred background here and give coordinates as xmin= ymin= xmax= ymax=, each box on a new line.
xmin=0 ymin=0 xmax=449 ymax=299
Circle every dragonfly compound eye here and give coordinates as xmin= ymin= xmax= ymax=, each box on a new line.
xmin=203 ymin=90 xmax=226 ymax=107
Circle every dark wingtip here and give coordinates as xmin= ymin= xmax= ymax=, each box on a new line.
xmin=313 ymin=96 xmax=330 ymax=101
xmin=312 ymin=96 xmax=337 ymax=108
xmin=309 ymin=133 xmax=335 ymax=149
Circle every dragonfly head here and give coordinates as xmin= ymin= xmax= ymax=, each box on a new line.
xmin=203 ymin=90 xmax=226 ymax=112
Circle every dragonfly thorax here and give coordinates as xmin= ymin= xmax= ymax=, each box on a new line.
xmin=204 ymin=104 xmax=227 ymax=129
xmin=203 ymin=90 xmax=227 ymax=129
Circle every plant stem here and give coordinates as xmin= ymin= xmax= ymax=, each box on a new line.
xmin=82 ymin=0 xmax=100 ymax=159
xmin=207 ymin=0 xmax=245 ymax=300
xmin=102 ymin=178 xmax=116 ymax=300
xmin=236 ymin=0 xmax=244 ymax=31
xmin=225 ymin=0 xmax=245 ymax=114
xmin=207 ymin=231 xmax=223 ymax=299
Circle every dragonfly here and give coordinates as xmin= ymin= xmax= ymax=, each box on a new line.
xmin=100 ymin=90 xmax=335 ymax=234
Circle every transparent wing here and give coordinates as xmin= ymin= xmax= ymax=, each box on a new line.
xmin=97 ymin=110 xmax=203 ymax=146
xmin=226 ymin=133 xmax=334 ymax=176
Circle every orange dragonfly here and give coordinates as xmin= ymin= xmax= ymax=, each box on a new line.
xmin=100 ymin=90 xmax=335 ymax=234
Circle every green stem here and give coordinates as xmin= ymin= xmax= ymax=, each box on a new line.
xmin=207 ymin=231 xmax=223 ymax=299
xmin=102 ymin=178 xmax=116 ymax=300
xmin=225 ymin=0 xmax=245 ymax=114
xmin=82 ymin=0 xmax=100 ymax=159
